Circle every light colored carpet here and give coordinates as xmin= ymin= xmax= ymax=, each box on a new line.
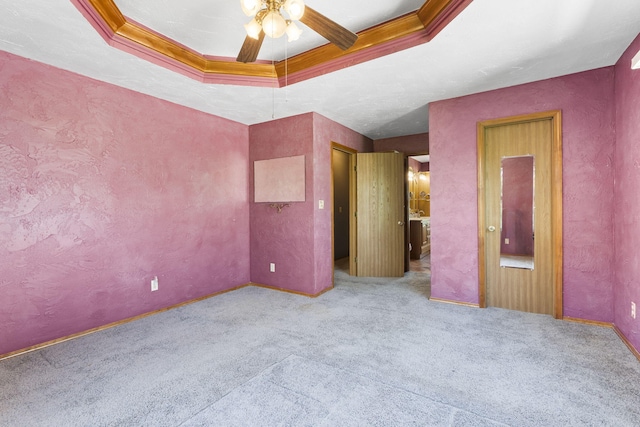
xmin=1 ymin=264 xmax=639 ymax=426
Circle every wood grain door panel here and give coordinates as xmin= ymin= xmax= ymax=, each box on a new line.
xmin=356 ymin=152 xmax=405 ymax=277
xmin=478 ymin=111 xmax=563 ymax=317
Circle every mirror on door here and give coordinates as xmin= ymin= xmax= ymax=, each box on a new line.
xmin=500 ymin=155 xmax=535 ymax=270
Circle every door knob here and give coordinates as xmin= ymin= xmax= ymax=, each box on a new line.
xmin=487 ymin=225 xmax=496 ymax=232
xmin=398 ymin=221 xmax=405 ymax=226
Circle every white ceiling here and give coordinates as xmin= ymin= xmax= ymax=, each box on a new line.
xmin=115 ymin=0 xmax=426 ymax=61
xmin=1 ymin=0 xmax=639 ymax=140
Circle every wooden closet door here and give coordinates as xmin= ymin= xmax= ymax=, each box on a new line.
xmin=356 ymin=152 xmax=405 ymax=277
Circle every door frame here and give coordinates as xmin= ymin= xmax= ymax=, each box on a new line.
xmin=477 ymin=110 xmax=563 ymax=318
xmin=331 ymin=142 xmax=357 ymax=277
xmin=406 ymin=152 xmax=430 ymax=272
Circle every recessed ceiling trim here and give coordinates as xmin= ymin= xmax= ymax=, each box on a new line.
xmin=418 ymin=0 xmax=470 ymax=31
xmin=275 ymin=13 xmax=425 ymax=85
xmin=72 ymin=0 xmax=277 ymax=86
xmin=71 ymin=0 xmax=472 ymax=87
xmin=73 ymin=0 xmax=124 ymax=42
xmin=119 ymin=19 xmax=277 ymax=82
xmin=275 ymin=0 xmax=473 ymax=87
xmin=87 ymin=0 xmax=125 ymax=32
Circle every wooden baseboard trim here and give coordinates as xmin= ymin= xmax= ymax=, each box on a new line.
xmin=563 ymin=317 xmax=640 ymax=362
xmin=562 ymin=317 xmax=614 ymax=328
xmin=0 ymin=282 xmax=333 ymax=361
xmin=0 ymin=283 xmax=251 ymax=361
xmin=249 ymin=282 xmax=333 ymax=298
xmin=8 ymin=284 xmax=636 ymax=364
xmin=613 ymin=325 xmax=640 ymax=362
xmin=429 ymin=297 xmax=480 ymax=308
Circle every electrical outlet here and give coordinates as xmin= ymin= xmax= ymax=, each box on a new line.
xmin=632 ymin=302 xmax=636 ymax=319
xmin=319 ymin=200 xmax=324 ymax=209
xmin=151 ymin=276 xmax=158 ymax=292
xmin=270 ymin=263 xmax=276 ymax=273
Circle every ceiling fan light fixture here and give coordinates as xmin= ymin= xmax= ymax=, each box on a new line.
xmin=241 ymin=0 xmax=261 ymax=17
xmin=284 ymin=0 xmax=305 ymax=21
xmin=262 ymin=10 xmax=287 ymax=38
xmin=236 ymin=0 xmax=358 ymax=63
xmin=286 ymin=21 xmax=302 ymax=42
xmin=244 ymin=18 xmax=262 ymax=39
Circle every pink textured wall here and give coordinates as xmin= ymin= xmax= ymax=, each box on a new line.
xmin=614 ymin=34 xmax=640 ymax=352
xmin=0 ymin=51 xmax=250 ymax=355
xmin=429 ymin=68 xmax=616 ymax=322
xmin=408 ymin=158 xmax=422 ymax=174
xmin=313 ymin=113 xmax=373 ymax=292
xmin=374 ymin=133 xmax=429 ymax=154
xmin=249 ymin=113 xmax=371 ymax=295
xmin=249 ymin=114 xmax=316 ymax=294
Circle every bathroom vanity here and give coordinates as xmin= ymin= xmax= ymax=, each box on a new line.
xmin=410 ymin=217 xmax=430 ymax=259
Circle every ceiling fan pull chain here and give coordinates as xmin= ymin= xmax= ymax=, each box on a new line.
xmin=271 ymin=38 xmax=276 ymax=119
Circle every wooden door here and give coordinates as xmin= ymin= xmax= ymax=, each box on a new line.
xmin=478 ymin=111 xmax=563 ymax=317
xmin=356 ymin=152 xmax=405 ymax=277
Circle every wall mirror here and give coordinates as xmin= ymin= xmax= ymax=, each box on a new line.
xmin=500 ymin=155 xmax=535 ymax=270
xmin=407 ymin=163 xmax=430 ymax=218
xmin=408 ymin=167 xmax=417 ymax=212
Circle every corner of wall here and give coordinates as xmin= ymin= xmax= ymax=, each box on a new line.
xmin=0 ymin=51 xmax=252 ymax=355
xmin=612 ymin=33 xmax=640 ymax=355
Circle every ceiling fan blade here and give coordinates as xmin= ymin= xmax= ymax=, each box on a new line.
xmin=236 ymin=31 xmax=266 ymax=63
xmin=299 ymin=6 xmax=358 ymax=51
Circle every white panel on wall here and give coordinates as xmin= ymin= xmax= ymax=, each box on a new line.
xmin=254 ymin=155 xmax=306 ymax=202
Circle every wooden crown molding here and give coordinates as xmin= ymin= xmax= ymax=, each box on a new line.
xmin=72 ymin=0 xmax=473 ymax=87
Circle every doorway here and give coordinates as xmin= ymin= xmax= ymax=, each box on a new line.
xmin=477 ymin=111 xmax=563 ymax=318
xmin=407 ymin=154 xmax=430 ymax=274
xmin=331 ymin=144 xmax=407 ymax=278
xmin=333 ymin=149 xmax=351 ymax=261
xmin=331 ymin=143 xmax=357 ymax=277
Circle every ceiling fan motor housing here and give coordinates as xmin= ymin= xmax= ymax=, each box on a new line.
xmin=242 ymin=0 xmax=306 ymax=40
xmin=237 ymin=0 xmax=357 ymax=63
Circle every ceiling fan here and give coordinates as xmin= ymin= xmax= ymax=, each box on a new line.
xmin=237 ymin=0 xmax=359 ymax=63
